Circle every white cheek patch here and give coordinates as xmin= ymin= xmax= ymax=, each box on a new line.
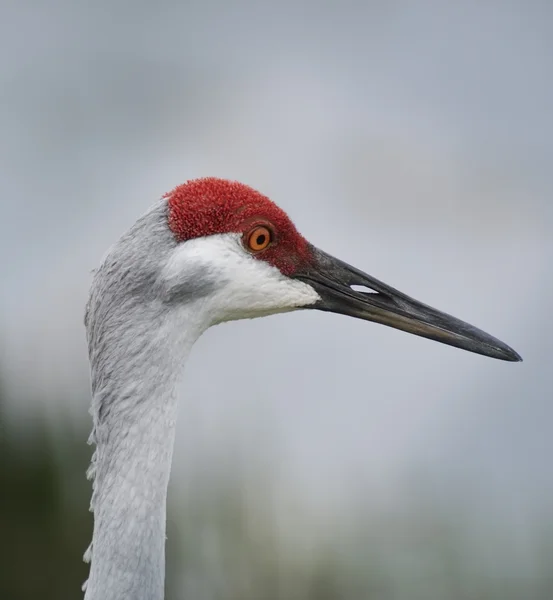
xmin=160 ymin=233 xmax=320 ymax=322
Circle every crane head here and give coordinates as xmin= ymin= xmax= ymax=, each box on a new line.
xmin=162 ymin=177 xmax=521 ymax=362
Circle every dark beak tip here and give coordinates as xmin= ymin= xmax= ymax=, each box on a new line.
xmin=494 ymin=341 xmax=523 ymax=362
xmin=506 ymin=348 xmax=523 ymax=363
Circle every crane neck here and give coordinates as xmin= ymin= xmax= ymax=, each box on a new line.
xmin=83 ymin=293 xmax=204 ymax=600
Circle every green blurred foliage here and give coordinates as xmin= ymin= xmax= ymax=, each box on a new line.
xmin=0 ymin=386 xmax=92 ymax=599
xmin=169 ymin=471 xmax=553 ymax=600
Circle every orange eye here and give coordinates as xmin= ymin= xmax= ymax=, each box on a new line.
xmin=246 ymin=225 xmax=273 ymax=252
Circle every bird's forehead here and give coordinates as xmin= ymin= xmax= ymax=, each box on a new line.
xmin=165 ymin=177 xmax=312 ymax=276
xmin=166 ymin=177 xmax=295 ymax=240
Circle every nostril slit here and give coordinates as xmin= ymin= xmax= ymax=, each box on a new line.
xmin=351 ymin=284 xmax=379 ymax=295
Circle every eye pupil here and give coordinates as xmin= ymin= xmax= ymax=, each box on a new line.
xmin=256 ymin=234 xmax=266 ymax=246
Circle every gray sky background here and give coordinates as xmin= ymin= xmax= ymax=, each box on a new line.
xmin=0 ymin=0 xmax=551 ymax=552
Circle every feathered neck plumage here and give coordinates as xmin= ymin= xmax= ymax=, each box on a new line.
xmin=83 ymin=202 xmax=202 ymax=600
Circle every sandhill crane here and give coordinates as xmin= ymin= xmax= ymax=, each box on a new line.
xmin=83 ymin=177 xmax=521 ymax=600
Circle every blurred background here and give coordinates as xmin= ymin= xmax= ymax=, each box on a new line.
xmin=1 ymin=1 xmax=552 ymax=598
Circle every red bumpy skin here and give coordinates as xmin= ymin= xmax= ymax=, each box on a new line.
xmin=166 ymin=177 xmax=313 ymax=276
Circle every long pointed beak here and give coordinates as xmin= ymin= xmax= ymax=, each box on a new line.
xmin=295 ymin=246 xmax=522 ymax=362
